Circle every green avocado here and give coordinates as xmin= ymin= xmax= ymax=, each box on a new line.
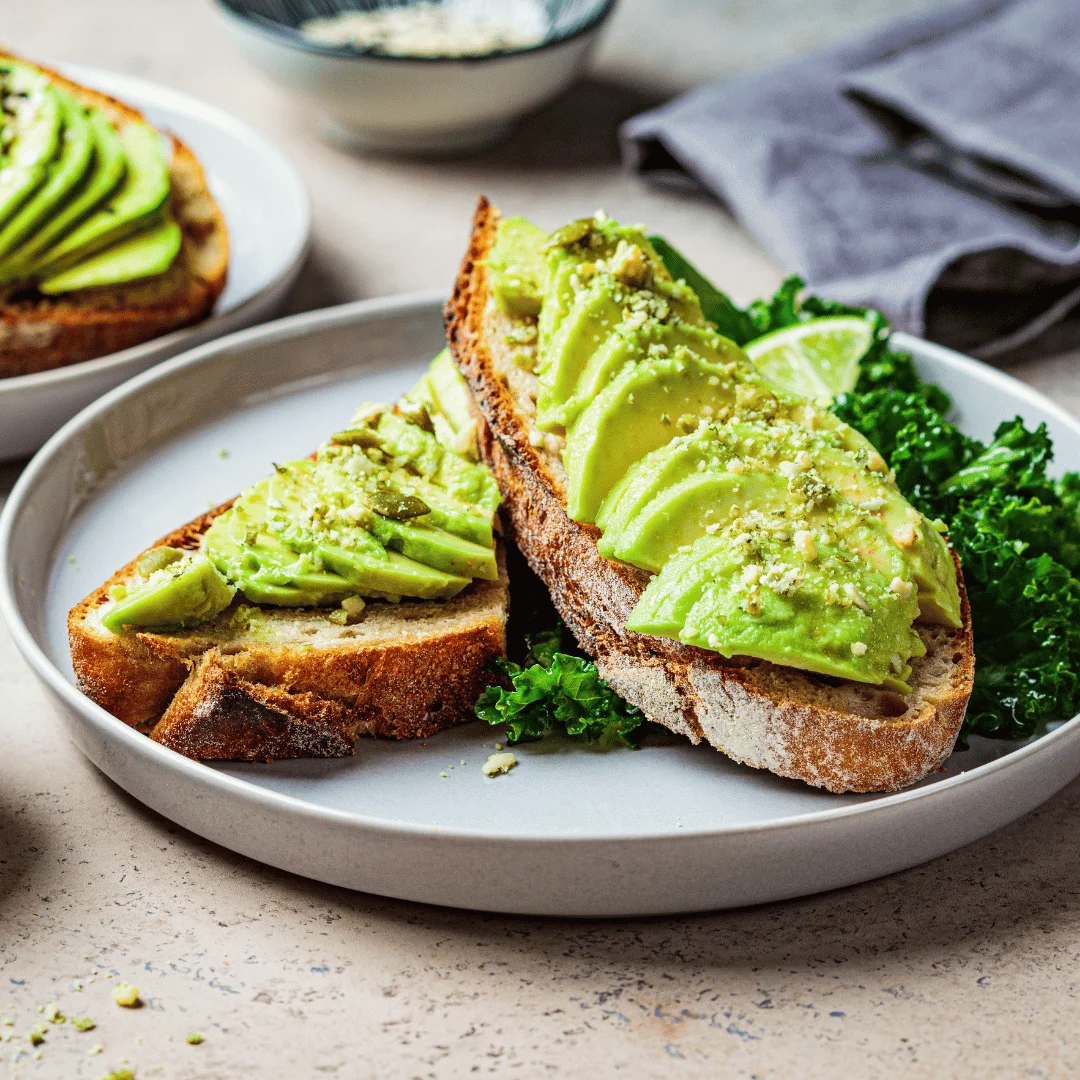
xmin=594 ymin=418 xmax=960 ymax=627
xmin=202 ymin=459 xmax=475 ymax=605
xmin=0 ymin=62 xmax=63 ymax=228
xmin=0 ymin=88 xmax=93 ymax=261
xmin=602 ymin=467 xmax=793 ymax=573
xmin=555 ymin=320 xmax=745 ymax=433
xmin=0 ymin=106 xmax=126 ymax=276
xmin=627 ymin=528 xmax=925 ymax=689
xmin=370 ymin=515 xmax=498 ymax=580
xmin=511 ymin=208 xmax=969 ymax=690
xmin=101 ymin=548 xmax=235 ymax=633
xmin=39 ymin=213 xmax=181 ymax=294
xmin=562 ymin=353 xmax=739 ymax=523
xmin=486 ymin=215 xmax=548 ymax=315
xmin=536 ymin=216 xmax=667 ymax=354
xmin=95 ymin=402 xmax=504 ymax=631
xmin=534 ymin=233 xmax=705 ymax=432
xmin=370 ymin=407 xmax=501 ymax=515
xmin=29 ymin=118 xmax=169 ymax=276
xmin=406 ymin=348 xmax=479 ymax=460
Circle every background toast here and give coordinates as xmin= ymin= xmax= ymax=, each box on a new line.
xmin=0 ymin=54 xmax=228 ymax=378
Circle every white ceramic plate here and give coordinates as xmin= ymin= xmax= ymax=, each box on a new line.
xmin=4 ymin=294 xmax=1080 ymax=917
xmin=0 ymin=62 xmax=310 ymax=462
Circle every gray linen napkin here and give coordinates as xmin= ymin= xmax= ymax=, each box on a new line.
xmin=620 ymin=0 xmax=1080 ymax=359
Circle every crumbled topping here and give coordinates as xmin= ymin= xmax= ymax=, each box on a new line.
xmin=793 ymin=530 xmax=818 ymax=561
xmin=482 ymin=751 xmax=518 ymax=777
xmin=844 ymin=582 xmax=870 ymax=612
xmin=111 ymin=983 xmax=140 ymax=1008
xmin=892 ymin=523 xmax=919 ymax=548
xmin=889 ymin=576 xmax=915 ymax=599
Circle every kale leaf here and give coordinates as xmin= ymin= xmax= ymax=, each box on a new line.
xmin=827 ymin=314 xmax=1080 ymax=739
xmin=475 ymin=624 xmax=644 ymax=746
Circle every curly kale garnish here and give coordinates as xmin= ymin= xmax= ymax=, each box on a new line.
xmin=475 ymin=624 xmax=644 ymax=746
xmin=824 ymin=313 xmax=1080 ymax=739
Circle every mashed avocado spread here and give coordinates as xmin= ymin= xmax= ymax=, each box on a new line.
xmin=486 ymin=212 xmax=961 ymax=690
xmin=100 ymin=362 xmax=501 ymax=634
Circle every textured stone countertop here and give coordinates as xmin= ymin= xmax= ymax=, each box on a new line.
xmin=3 ymin=0 xmax=1080 ymax=1076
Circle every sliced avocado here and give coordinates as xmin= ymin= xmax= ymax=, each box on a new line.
xmin=315 ymin=544 xmax=470 ymax=600
xmin=38 ymin=214 xmax=181 ymax=294
xmin=537 ymin=217 xmax=669 ymax=352
xmin=595 ymin=415 xmax=960 ymax=627
xmin=372 ymin=409 xmax=501 ymax=516
xmin=647 ymin=235 xmax=757 ymax=345
xmin=0 ymin=63 xmax=62 ymax=227
xmin=535 ymin=248 xmax=706 ymax=431
xmin=602 ymin=469 xmax=792 ymax=573
xmin=811 ymin=432 xmax=961 ymax=627
xmin=596 ymin=424 xmax=723 ymax=534
xmin=401 ymin=371 xmax=462 ymax=453
xmin=535 ymin=275 xmax=625 ymax=430
xmin=203 ymin=482 xmax=471 ymax=604
xmin=370 ymin=516 xmax=498 ymax=580
xmin=28 ymin=119 xmax=168 ymax=275
xmin=0 ymin=89 xmax=93 ymax=261
xmin=421 ymin=348 xmax=479 ymax=459
xmin=486 ymin=215 xmax=548 ymax=315
xmin=628 ymin=531 xmax=924 ymax=687
xmin=0 ymin=106 xmax=126 ymax=277
xmin=102 ymin=549 xmax=235 ymax=632
xmin=320 ymin=430 xmax=495 ymax=546
xmin=562 ymin=354 xmax=739 ymax=523
xmin=394 ymin=477 xmax=492 ymax=547
xmin=427 ymin=349 xmax=473 ymax=434
xmin=555 ymin=321 xmax=745 ymax=432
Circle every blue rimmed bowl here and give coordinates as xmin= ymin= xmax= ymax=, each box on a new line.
xmin=215 ymin=0 xmax=617 ymax=153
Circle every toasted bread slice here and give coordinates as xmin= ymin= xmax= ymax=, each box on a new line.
xmin=0 ymin=54 xmax=228 ymax=379
xmin=445 ymin=197 xmax=975 ymax=793
xmin=68 ymin=503 xmax=508 ymax=761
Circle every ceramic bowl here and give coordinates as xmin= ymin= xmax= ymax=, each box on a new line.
xmin=214 ymin=0 xmax=616 ymax=153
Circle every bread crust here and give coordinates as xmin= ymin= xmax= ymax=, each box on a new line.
xmin=68 ymin=503 xmax=508 ymax=762
xmin=0 ymin=54 xmax=229 ymax=379
xmin=444 ymin=196 xmax=975 ymax=793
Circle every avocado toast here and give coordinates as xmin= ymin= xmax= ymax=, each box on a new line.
xmin=446 ymin=198 xmax=974 ymax=793
xmin=68 ymin=371 xmax=508 ymax=762
xmin=0 ymin=53 xmax=227 ymax=378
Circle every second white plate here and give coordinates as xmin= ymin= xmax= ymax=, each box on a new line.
xmin=0 ymin=62 xmax=310 ymax=462
xmin=4 ymin=295 xmax=1080 ymax=916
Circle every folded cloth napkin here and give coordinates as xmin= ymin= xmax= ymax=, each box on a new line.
xmin=620 ymin=0 xmax=1080 ymax=359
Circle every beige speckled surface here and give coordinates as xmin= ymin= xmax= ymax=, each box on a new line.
xmin=4 ymin=0 xmax=1080 ymax=1076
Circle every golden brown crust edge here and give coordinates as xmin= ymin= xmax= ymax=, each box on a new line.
xmin=444 ymin=195 xmax=975 ymax=793
xmin=0 ymin=53 xmax=229 ymax=379
xmin=68 ymin=502 xmax=508 ymax=762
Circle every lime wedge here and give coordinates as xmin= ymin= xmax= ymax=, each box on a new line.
xmin=744 ymin=316 xmax=873 ymax=403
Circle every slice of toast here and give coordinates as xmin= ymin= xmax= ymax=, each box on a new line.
xmin=68 ymin=503 xmax=508 ymax=761
xmin=445 ymin=197 xmax=975 ymax=793
xmin=0 ymin=54 xmax=228 ymax=379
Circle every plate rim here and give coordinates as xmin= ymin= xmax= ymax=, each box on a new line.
xmin=0 ymin=61 xmax=312 ymax=395
xmin=3 ymin=297 xmax=1080 ymax=848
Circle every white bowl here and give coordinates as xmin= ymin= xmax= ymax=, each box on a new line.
xmin=214 ymin=0 xmax=616 ymax=153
